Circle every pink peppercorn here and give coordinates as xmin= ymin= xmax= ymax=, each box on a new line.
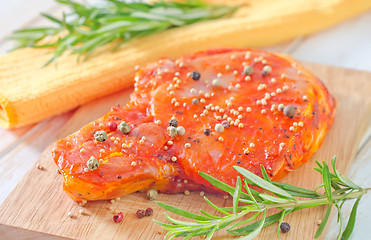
xmin=136 ymin=209 xmax=146 ymax=218
xmin=113 ymin=212 xmax=123 ymax=223
xmin=145 ymin=208 xmax=153 ymax=216
xmin=108 ymin=122 xmax=117 ymax=131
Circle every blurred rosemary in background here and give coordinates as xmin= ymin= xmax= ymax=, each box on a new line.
xmin=8 ymin=0 xmax=238 ymax=66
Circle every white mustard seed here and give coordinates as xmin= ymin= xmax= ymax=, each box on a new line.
xmin=257 ymin=84 xmax=267 ymax=91
xmin=261 ymin=109 xmax=267 ymax=114
xmin=171 ymin=156 xmax=177 ymax=162
xmin=212 ymin=79 xmax=221 ymax=87
xmin=167 ymin=140 xmax=174 ymax=145
xmin=279 ymin=142 xmax=285 ymax=148
xmin=278 ymin=104 xmax=285 ymax=112
xmin=249 ymin=143 xmax=255 ymax=148
xmin=289 ymin=126 xmax=295 ymax=131
xmin=185 ymin=143 xmax=191 ymax=148
xmin=298 ymin=122 xmax=304 ymax=127
xmin=246 ymin=107 xmax=252 ymax=112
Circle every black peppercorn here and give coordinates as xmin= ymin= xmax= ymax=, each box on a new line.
xmin=280 ymin=222 xmax=291 ymax=233
xmin=169 ymin=119 xmax=178 ymax=127
xmin=191 ymin=71 xmax=201 ymax=81
xmin=203 ymin=129 xmax=211 ymax=136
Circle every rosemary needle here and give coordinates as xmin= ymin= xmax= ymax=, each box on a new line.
xmin=8 ymin=0 xmax=238 ymax=66
xmin=155 ymin=156 xmax=370 ymax=239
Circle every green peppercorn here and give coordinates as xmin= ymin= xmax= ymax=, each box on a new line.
xmin=147 ymin=189 xmax=158 ymax=201
xmin=243 ymin=65 xmax=254 ymax=75
xmin=118 ymin=121 xmax=130 ymax=134
xmin=94 ymin=130 xmax=107 ymax=142
xmin=87 ymin=156 xmax=99 ymax=171
xmin=168 ymin=126 xmax=177 ymax=137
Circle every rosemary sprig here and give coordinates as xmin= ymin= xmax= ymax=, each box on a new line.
xmin=8 ymin=0 xmax=238 ymax=66
xmin=155 ymin=156 xmax=370 ymax=239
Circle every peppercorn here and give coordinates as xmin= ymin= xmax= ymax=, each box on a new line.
xmin=94 ymin=130 xmax=107 ymax=142
xmin=168 ymin=119 xmax=178 ymax=127
xmin=147 ymin=189 xmax=158 ymax=201
xmin=243 ymin=66 xmax=253 ymax=75
xmin=113 ymin=212 xmax=123 ymax=223
xmin=280 ymin=222 xmax=291 ymax=233
xmin=176 ymin=126 xmax=185 ymax=136
xmin=87 ymin=156 xmax=99 ymax=171
xmin=203 ymin=129 xmax=211 ymax=136
xmin=222 ymin=120 xmax=230 ymax=128
xmin=262 ymin=65 xmax=272 ymax=77
xmin=136 ymin=209 xmax=146 ymax=218
xmin=118 ymin=121 xmax=130 ymax=134
xmin=108 ymin=122 xmax=117 ymax=131
xmin=215 ymin=124 xmax=224 ymax=133
xmin=192 ymin=98 xmax=199 ymax=105
xmin=168 ymin=126 xmax=177 ymax=137
xmin=283 ymin=105 xmax=297 ymax=118
xmin=191 ymin=71 xmax=201 ymax=81
xmin=145 ymin=208 xmax=153 ymax=216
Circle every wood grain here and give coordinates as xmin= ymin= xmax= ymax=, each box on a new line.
xmin=0 ymin=63 xmax=370 ymax=240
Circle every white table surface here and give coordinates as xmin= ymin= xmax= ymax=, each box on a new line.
xmin=0 ymin=1 xmax=370 ymax=239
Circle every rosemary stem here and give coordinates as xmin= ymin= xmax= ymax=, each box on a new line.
xmin=261 ymin=188 xmax=368 ymax=211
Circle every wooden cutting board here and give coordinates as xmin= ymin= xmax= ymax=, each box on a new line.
xmin=0 ymin=63 xmax=370 ymax=240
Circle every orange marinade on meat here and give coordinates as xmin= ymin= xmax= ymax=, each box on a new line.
xmin=53 ymin=49 xmax=336 ymax=202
